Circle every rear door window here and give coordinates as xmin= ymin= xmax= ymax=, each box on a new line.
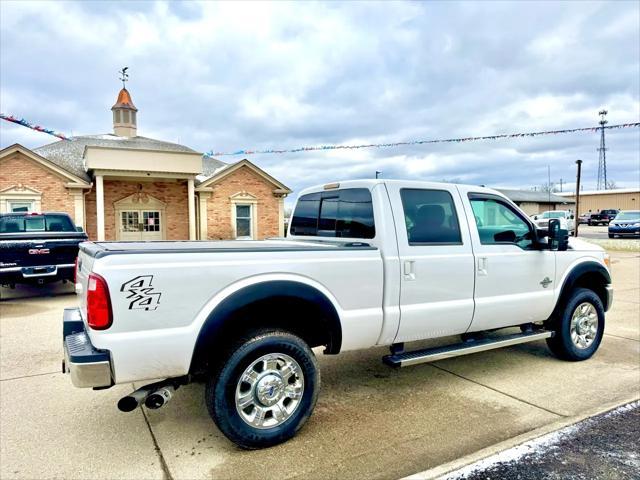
xmin=400 ymin=189 xmax=462 ymax=245
xmin=290 ymin=188 xmax=375 ymax=238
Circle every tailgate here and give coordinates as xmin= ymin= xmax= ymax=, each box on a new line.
xmin=0 ymin=237 xmax=81 ymax=268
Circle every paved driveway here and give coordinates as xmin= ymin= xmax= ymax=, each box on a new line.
xmin=1 ymin=252 xmax=638 ymax=480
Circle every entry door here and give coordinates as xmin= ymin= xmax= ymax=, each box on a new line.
xmin=462 ymin=192 xmax=556 ymax=332
xmin=387 ymin=183 xmax=476 ymax=343
xmin=119 ymin=210 xmax=163 ymax=241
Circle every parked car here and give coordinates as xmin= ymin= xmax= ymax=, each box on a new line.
xmin=0 ymin=212 xmax=87 ymax=288
xmin=532 ymin=210 xmax=575 ymax=235
xmin=608 ymin=210 xmax=640 ymax=238
xmin=578 ymin=212 xmax=595 ymax=225
xmin=63 ymin=180 xmax=612 ymax=449
xmin=588 ymin=209 xmax=619 ymax=226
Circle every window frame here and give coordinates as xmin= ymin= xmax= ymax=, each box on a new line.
xmin=467 ymin=192 xmax=537 ymax=249
xmin=400 ymin=188 xmax=464 ymax=246
xmin=8 ymin=200 xmax=34 ymax=213
xmin=234 ymin=203 xmax=254 ymax=240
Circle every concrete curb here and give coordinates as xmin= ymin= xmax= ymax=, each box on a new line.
xmin=401 ymin=394 xmax=640 ymax=480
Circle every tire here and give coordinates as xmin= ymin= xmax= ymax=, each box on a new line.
xmin=205 ymin=329 xmax=320 ymax=449
xmin=546 ymin=288 xmax=605 ymax=361
xmin=608 ymin=234 xmax=614 ymax=239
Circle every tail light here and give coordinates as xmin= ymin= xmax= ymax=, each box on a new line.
xmin=74 ymin=257 xmax=79 ymax=284
xmin=87 ymin=273 xmax=112 ymax=330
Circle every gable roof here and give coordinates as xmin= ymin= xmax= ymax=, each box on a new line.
xmin=33 ymin=134 xmax=200 ymax=181
xmin=197 ymin=158 xmax=291 ymax=193
xmin=0 ymin=143 xmax=90 ymax=186
xmin=497 ymin=188 xmax=575 ymax=204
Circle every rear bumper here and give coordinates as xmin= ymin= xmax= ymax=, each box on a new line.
xmin=0 ymin=263 xmax=75 ymax=285
xmin=62 ymin=308 xmax=113 ymax=388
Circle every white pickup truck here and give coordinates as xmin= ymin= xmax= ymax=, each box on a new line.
xmin=63 ymin=180 xmax=613 ymax=449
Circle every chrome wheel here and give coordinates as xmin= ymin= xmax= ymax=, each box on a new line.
xmin=235 ymin=353 xmax=304 ymax=429
xmin=570 ymin=302 xmax=598 ymax=349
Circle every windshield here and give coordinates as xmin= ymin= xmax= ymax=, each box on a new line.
xmin=614 ymin=211 xmax=640 ymax=221
xmin=541 ymin=211 xmax=565 ymax=219
xmin=0 ymin=214 xmax=76 ymax=233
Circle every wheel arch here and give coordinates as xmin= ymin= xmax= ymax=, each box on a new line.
xmin=554 ymin=261 xmax=612 ymax=315
xmin=189 ymin=278 xmax=343 ymax=375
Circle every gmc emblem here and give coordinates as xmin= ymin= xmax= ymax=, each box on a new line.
xmin=28 ymin=248 xmax=50 ymax=255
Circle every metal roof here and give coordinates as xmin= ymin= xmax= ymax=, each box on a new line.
xmin=33 ymin=134 xmax=204 ymax=181
xmin=497 ymin=188 xmax=575 ymax=204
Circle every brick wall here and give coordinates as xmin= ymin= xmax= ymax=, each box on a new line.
xmin=206 ymin=166 xmax=280 ymax=240
xmin=86 ymin=180 xmax=189 ymax=241
xmin=0 ymin=152 xmax=76 ymax=219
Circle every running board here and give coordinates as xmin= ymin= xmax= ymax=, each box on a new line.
xmin=383 ymin=330 xmax=553 ymax=368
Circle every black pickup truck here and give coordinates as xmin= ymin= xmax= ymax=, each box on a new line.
xmin=588 ymin=209 xmax=620 ymax=226
xmin=0 ymin=212 xmax=87 ymax=288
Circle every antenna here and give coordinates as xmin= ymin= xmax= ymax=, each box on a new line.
xmin=597 ymin=109 xmax=608 ymax=190
xmin=119 ymin=67 xmax=129 ymax=89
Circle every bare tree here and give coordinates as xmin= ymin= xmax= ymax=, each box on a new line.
xmin=538 ymin=182 xmax=560 ymax=193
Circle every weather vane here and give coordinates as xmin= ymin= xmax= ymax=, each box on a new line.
xmin=119 ymin=67 xmax=129 ymax=89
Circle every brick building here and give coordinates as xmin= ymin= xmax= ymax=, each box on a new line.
xmin=0 ymin=87 xmax=290 ymax=241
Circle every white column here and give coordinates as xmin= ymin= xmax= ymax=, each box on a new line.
xmin=278 ymin=196 xmax=285 ymax=237
xmin=188 ymin=178 xmax=196 ymax=240
xmin=70 ymin=190 xmax=85 ymax=231
xmin=96 ymin=175 xmax=105 ymax=241
xmin=198 ymin=192 xmax=210 ymax=240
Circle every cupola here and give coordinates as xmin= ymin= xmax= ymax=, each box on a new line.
xmin=111 ymin=87 xmax=138 ymax=138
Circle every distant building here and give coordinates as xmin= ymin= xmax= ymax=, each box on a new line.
xmin=0 ymin=86 xmax=290 ymax=241
xmin=497 ymin=189 xmax=575 ymax=215
xmin=557 ymin=188 xmax=639 ymax=214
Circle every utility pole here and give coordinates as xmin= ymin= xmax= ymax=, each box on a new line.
xmin=575 ymin=159 xmax=583 ymax=237
xmin=597 ymin=110 xmax=608 ymax=190
xmin=375 ymin=171 xmax=382 ymax=179
xmin=559 ymin=178 xmax=564 ymax=192
xmin=547 ymin=165 xmax=551 ymax=205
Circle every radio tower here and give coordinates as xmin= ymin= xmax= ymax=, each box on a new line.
xmin=596 ymin=109 xmax=608 ymax=190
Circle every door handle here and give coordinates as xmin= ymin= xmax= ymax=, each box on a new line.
xmin=477 ymin=257 xmax=488 ymax=276
xmin=403 ymin=260 xmax=415 ymax=281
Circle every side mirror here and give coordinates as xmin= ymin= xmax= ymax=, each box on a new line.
xmin=534 ymin=216 xmax=538 ymax=220
xmin=548 ymin=218 xmax=569 ymax=251
xmin=76 ymin=226 xmax=84 ymax=232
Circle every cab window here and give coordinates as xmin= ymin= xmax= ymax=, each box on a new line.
xmin=469 ymin=197 xmax=533 ymax=249
xmin=290 ymin=188 xmax=375 ymax=239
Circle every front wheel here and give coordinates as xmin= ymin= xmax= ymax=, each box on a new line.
xmin=206 ymin=329 xmax=320 ymax=449
xmin=546 ymin=288 xmax=605 ymax=361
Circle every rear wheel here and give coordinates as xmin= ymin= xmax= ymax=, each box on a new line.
xmin=205 ymin=329 xmax=320 ymax=449
xmin=546 ymin=288 xmax=604 ymax=361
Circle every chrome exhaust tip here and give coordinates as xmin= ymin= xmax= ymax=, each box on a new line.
xmin=144 ymin=386 xmax=175 ymax=409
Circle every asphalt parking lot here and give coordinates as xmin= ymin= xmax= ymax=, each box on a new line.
xmin=1 ymin=251 xmax=639 ymax=480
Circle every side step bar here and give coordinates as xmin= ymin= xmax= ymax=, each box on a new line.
xmin=383 ymin=330 xmax=553 ymax=368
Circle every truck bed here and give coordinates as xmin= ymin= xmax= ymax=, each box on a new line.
xmin=80 ymin=239 xmax=376 ymax=258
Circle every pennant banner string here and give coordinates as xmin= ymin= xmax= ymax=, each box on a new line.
xmin=1 ymin=113 xmax=71 ymax=141
xmin=205 ymin=122 xmax=640 ymax=157
xmin=1 ymin=113 xmax=637 ymax=154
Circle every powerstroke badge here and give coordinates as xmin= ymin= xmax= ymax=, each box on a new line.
xmin=120 ymin=275 xmax=162 ymax=311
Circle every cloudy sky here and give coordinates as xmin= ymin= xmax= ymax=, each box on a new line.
xmin=1 ymin=1 xmax=638 ymax=205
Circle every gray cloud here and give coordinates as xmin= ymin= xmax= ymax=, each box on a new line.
xmin=1 ymin=0 xmax=638 ymax=207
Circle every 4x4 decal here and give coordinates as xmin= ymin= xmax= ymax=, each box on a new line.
xmin=120 ymin=275 xmax=162 ymax=311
